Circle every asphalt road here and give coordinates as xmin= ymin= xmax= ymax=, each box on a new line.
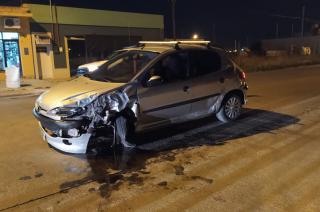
xmin=0 ymin=65 xmax=320 ymax=211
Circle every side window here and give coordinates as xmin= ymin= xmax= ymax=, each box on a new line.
xmin=147 ymin=52 xmax=189 ymax=84
xmin=190 ymin=50 xmax=222 ymax=77
xmin=220 ymin=51 xmax=235 ymax=70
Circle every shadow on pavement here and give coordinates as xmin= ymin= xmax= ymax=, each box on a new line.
xmin=60 ymin=108 xmax=300 ymax=198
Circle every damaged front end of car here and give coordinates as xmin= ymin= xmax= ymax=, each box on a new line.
xmin=33 ymin=85 xmax=138 ymax=154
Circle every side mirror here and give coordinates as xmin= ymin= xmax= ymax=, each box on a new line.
xmin=147 ymin=75 xmax=163 ymax=87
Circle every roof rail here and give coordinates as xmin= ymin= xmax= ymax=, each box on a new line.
xmin=177 ymin=40 xmax=211 ymax=44
xmin=139 ymin=40 xmax=211 ymax=50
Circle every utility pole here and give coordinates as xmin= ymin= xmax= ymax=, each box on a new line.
xmin=212 ymin=24 xmax=216 ymax=42
xmin=301 ymin=4 xmax=306 ymax=37
xmin=49 ymin=0 xmax=55 ymax=42
xmin=276 ymin=23 xmax=279 ymax=38
xmin=234 ymin=40 xmax=237 ymax=52
xmin=292 ymin=23 xmax=294 ymax=37
xmin=170 ymin=0 xmax=177 ymax=40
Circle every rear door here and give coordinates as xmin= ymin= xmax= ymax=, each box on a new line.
xmin=188 ymin=49 xmax=225 ymax=116
xmin=137 ymin=51 xmax=192 ymax=130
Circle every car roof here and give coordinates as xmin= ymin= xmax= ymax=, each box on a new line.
xmin=124 ymin=46 xmax=171 ymax=53
xmin=122 ymin=41 xmax=225 ymax=54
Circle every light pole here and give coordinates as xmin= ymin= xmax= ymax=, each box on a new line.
xmin=301 ymin=4 xmax=306 ymax=37
xmin=49 ymin=0 xmax=54 ymax=41
xmin=170 ymin=0 xmax=177 ymax=40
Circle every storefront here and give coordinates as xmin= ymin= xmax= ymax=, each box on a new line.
xmin=0 ymin=4 xmax=164 ymax=81
xmin=0 ymin=32 xmax=20 ymax=71
xmin=0 ymin=6 xmax=33 ymax=80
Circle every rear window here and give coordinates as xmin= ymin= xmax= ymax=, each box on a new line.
xmin=190 ymin=50 xmax=222 ymax=77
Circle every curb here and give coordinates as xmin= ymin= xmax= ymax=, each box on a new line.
xmin=0 ymin=90 xmax=47 ymax=99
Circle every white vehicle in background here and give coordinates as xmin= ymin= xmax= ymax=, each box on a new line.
xmin=77 ymin=60 xmax=107 ymax=75
xmin=77 ymin=49 xmax=128 ymax=75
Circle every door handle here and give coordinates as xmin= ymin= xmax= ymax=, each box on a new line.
xmin=219 ymin=77 xmax=225 ymax=83
xmin=183 ymin=86 xmax=190 ymax=92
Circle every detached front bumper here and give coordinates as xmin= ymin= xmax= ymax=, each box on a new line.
xmin=33 ymin=109 xmax=91 ymax=154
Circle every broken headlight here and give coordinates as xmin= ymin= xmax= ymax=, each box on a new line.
xmin=47 ymin=107 xmax=85 ymax=118
xmin=48 ymin=95 xmax=98 ymax=118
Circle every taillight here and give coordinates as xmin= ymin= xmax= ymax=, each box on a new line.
xmin=239 ymin=70 xmax=246 ymax=80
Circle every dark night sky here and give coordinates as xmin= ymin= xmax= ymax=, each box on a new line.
xmin=2 ymin=0 xmax=320 ymax=47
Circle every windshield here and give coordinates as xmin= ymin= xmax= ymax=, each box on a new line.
xmin=106 ymin=50 xmax=127 ymax=60
xmin=86 ymin=50 xmax=158 ymax=83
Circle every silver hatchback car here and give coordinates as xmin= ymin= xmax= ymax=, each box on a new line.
xmin=33 ymin=41 xmax=248 ymax=154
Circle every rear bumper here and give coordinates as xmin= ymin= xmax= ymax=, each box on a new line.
xmin=33 ymin=109 xmax=91 ymax=154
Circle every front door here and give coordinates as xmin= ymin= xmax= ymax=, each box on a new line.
xmin=36 ymin=44 xmax=54 ymax=79
xmin=137 ymin=52 xmax=192 ymax=130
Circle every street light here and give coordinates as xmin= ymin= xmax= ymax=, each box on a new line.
xmin=170 ymin=0 xmax=177 ymax=40
xmin=192 ymin=33 xmax=199 ymax=40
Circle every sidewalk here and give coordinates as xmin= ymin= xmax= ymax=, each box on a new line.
xmin=0 ymin=79 xmax=62 ymax=98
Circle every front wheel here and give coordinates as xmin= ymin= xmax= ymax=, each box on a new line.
xmin=216 ymin=94 xmax=242 ymax=123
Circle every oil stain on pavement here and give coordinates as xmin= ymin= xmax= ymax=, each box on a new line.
xmin=58 ymin=108 xmax=299 ymax=199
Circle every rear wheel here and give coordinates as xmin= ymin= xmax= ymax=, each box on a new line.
xmin=216 ymin=94 xmax=242 ymax=123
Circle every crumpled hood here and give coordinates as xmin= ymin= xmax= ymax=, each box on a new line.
xmin=37 ymin=76 xmax=125 ymax=111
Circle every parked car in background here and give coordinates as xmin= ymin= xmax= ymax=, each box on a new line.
xmin=77 ymin=60 xmax=108 ymax=75
xmin=33 ymin=41 xmax=248 ymax=154
xmin=77 ymin=49 xmax=128 ymax=75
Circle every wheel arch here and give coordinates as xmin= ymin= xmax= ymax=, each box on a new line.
xmin=223 ymin=89 xmax=246 ymax=105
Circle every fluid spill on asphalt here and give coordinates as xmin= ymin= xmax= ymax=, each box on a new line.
xmin=58 ymin=108 xmax=299 ymax=198
xmin=19 ymin=176 xmax=32 ymax=181
xmin=88 ymin=187 xmax=96 ymax=193
xmin=158 ymin=181 xmax=168 ymax=187
xmin=34 ymin=173 xmax=43 ymax=178
xmin=174 ymin=165 xmax=185 ymax=176
xmin=60 ymin=146 xmax=159 ymax=198
xmin=160 ymin=154 xmax=176 ymax=162
xmin=189 ymin=176 xmax=213 ymax=184
xmin=213 ymin=195 xmax=227 ymax=203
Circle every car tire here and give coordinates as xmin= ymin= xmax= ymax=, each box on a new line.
xmin=216 ymin=94 xmax=242 ymax=123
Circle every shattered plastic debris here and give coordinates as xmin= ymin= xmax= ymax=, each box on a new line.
xmin=86 ymin=90 xmax=131 ymax=126
xmin=39 ymin=88 xmax=138 ymax=153
xmin=107 ymin=91 xmax=130 ymax=112
xmin=84 ymin=89 xmax=136 ymax=148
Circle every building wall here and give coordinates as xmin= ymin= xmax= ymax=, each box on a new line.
xmin=19 ymin=33 xmax=35 ymax=78
xmin=30 ymin=22 xmax=163 ymax=68
xmin=0 ymin=14 xmax=35 ymax=79
xmin=24 ymin=4 xmax=164 ymax=30
xmin=25 ymin=3 xmax=164 ymax=80
xmin=0 ymin=4 xmax=164 ymax=80
xmin=0 ymin=16 xmax=29 ymax=34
